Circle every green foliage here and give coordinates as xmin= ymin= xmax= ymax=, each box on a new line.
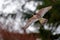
xmin=38 ymin=25 xmax=51 ymax=40
xmin=37 ymin=0 xmax=60 ymax=40
xmin=37 ymin=0 xmax=60 ymax=23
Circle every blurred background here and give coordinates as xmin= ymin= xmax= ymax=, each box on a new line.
xmin=0 ymin=0 xmax=60 ymax=40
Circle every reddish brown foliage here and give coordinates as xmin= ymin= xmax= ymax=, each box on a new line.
xmin=0 ymin=29 xmax=40 ymax=40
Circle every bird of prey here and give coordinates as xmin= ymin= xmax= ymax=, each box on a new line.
xmin=23 ymin=6 xmax=52 ymax=30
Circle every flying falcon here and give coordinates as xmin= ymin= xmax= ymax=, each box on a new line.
xmin=23 ymin=6 xmax=52 ymax=30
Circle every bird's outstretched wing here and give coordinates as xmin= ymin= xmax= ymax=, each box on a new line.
xmin=23 ymin=6 xmax=52 ymax=29
xmin=36 ymin=6 xmax=52 ymax=17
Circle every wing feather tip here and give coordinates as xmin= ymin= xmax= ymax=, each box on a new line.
xmin=46 ymin=6 xmax=52 ymax=10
